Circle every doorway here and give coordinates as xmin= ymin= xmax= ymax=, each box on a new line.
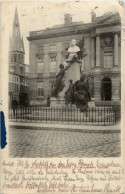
xmin=101 ymin=77 xmax=112 ymax=101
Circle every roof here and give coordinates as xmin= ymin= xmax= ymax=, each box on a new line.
xmin=27 ymin=12 xmax=121 ymax=41
xmin=95 ymin=11 xmax=121 ymax=24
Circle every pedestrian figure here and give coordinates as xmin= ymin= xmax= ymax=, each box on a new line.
xmin=11 ymin=99 xmax=18 ymax=117
xmin=46 ymin=96 xmax=51 ymax=107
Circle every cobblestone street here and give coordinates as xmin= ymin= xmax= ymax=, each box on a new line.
xmin=9 ymin=127 xmax=121 ymax=158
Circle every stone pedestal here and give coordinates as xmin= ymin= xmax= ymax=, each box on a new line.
xmin=50 ymin=97 xmax=66 ymax=108
xmin=88 ymin=101 xmax=95 ymax=108
xmin=63 ymin=60 xmax=81 ymax=94
xmin=51 ymin=60 xmax=81 ymax=108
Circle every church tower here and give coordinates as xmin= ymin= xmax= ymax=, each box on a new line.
xmin=9 ymin=8 xmax=29 ymax=106
xmin=9 ymin=7 xmax=25 ymax=71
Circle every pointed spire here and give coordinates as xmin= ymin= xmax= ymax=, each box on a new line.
xmin=13 ymin=7 xmax=20 ymax=28
xmin=11 ymin=7 xmax=22 ymax=52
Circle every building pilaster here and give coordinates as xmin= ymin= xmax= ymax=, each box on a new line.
xmin=96 ymin=34 xmax=100 ymax=67
xmin=114 ymin=33 xmax=119 ymax=66
xmin=91 ymin=37 xmax=95 ymax=68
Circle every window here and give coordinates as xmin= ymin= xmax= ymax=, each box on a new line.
xmin=38 ymin=82 xmax=44 ymax=97
xmin=20 ymin=66 xmax=24 ymax=74
xmin=104 ymin=52 xmax=113 ymax=68
xmin=50 ymin=45 xmax=56 ymax=52
xmin=12 ymin=83 xmax=14 ymax=92
xmin=38 ymin=46 xmax=44 ymax=53
xmin=14 ymin=54 xmax=16 ymax=62
xmin=37 ymin=58 xmax=44 ymax=74
xmin=19 ymin=54 xmax=23 ymax=63
xmin=20 ymin=77 xmax=23 ymax=83
xmin=50 ymin=56 xmax=56 ymax=73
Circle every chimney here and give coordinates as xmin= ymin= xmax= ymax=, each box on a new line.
xmin=64 ymin=14 xmax=72 ymax=25
xmin=91 ymin=11 xmax=96 ymax=22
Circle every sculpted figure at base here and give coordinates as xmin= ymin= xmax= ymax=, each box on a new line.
xmin=51 ymin=64 xmax=65 ymax=97
xmin=65 ymin=80 xmax=74 ymax=105
xmin=52 ymin=64 xmax=72 ymax=97
xmin=73 ymin=74 xmax=91 ymax=110
xmin=65 ymin=74 xmax=91 ymax=111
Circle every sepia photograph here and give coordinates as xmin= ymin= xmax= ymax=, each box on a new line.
xmin=7 ymin=1 xmax=121 ymax=158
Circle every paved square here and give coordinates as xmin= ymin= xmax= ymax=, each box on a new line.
xmin=9 ymin=128 xmax=120 ymax=158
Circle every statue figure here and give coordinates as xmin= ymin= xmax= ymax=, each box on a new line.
xmin=65 ymin=80 xmax=74 ymax=105
xmin=51 ymin=63 xmax=71 ymax=97
xmin=66 ymin=39 xmax=80 ymax=62
xmin=66 ymin=36 xmax=88 ymax=62
xmin=73 ymin=74 xmax=91 ymax=110
xmin=65 ymin=74 xmax=91 ymax=111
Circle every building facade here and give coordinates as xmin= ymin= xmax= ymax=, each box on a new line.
xmin=27 ymin=12 xmax=121 ymax=103
xmin=9 ymin=8 xmax=29 ymax=106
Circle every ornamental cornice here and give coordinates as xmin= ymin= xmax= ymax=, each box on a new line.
xmin=92 ymin=21 xmax=121 ymax=28
xmin=27 ymin=21 xmax=121 ymax=41
xmin=27 ymin=29 xmax=91 ymax=41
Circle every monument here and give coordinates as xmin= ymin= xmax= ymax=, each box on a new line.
xmin=50 ymin=36 xmax=89 ymax=109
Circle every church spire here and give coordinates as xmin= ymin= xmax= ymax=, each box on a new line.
xmin=13 ymin=7 xmax=20 ymax=28
xmin=11 ymin=7 xmax=22 ymax=52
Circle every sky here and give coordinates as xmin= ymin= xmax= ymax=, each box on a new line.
xmin=1 ymin=1 xmax=122 ymax=64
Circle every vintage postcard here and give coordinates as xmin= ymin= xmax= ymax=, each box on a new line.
xmin=0 ymin=0 xmax=125 ymax=193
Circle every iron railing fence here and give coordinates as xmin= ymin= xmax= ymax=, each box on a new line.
xmin=9 ymin=105 xmax=121 ymax=126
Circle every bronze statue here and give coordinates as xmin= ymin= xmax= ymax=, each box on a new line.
xmin=65 ymin=74 xmax=91 ymax=111
xmin=51 ymin=64 xmax=69 ymax=97
xmin=65 ymin=80 xmax=74 ymax=105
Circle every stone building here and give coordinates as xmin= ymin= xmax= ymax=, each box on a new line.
xmin=27 ymin=12 xmax=121 ymax=103
xmin=9 ymin=8 xmax=29 ymax=106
